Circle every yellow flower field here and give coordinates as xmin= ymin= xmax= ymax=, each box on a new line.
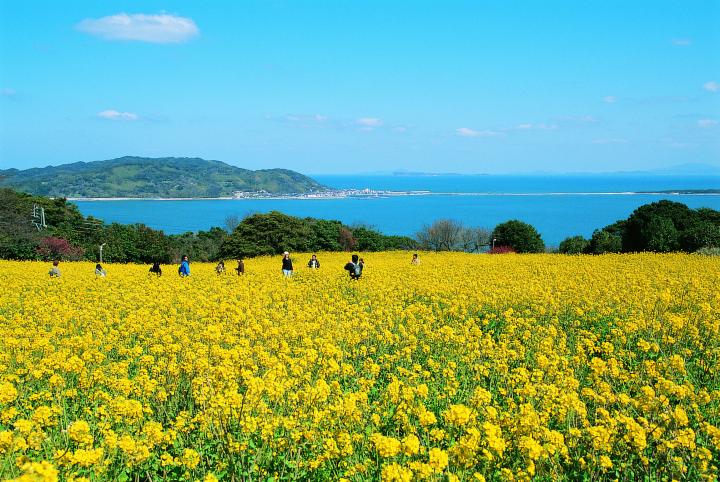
xmin=0 ymin=253 xmax=719 ymax=481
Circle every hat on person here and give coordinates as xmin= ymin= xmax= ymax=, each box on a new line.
xmin=283 ymin=251 xmax=289 ymax=255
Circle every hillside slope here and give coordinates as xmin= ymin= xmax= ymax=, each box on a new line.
xmin=0 ymin=156 xmax=326 ymax=198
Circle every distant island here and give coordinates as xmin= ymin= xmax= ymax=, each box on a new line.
xmin=0 ymin=156 xmax=327 ymax=198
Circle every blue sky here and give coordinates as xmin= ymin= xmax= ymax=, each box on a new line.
xmin=0 ymin=1 xmax=718 ymax=174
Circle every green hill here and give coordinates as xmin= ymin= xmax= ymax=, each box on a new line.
xmin=0 ymin=156 xmax=327 ymax=198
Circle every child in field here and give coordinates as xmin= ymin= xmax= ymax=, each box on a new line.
xmin=411 ymin=253 xmax=420 ymax=265
xmin=95 ymin=264 xmax=107 ymax=277
xmin=149 ymin=262 xmax=162 ymax=276
xmin=307 ymin=254 xmax=320 ymax=269
xmin=48 ymin=260 xmax=61 ymax=278
xmin=215 ymin=260 xmax=226 ymax=275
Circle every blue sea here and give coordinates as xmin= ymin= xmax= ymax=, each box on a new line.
xmin=73 ymin=174 xmax=720 ymax=246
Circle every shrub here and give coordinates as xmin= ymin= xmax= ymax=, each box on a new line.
xmin=36 ymin=236 xmax=84 ymax=260
xmin=492 ymin=220 xmax=545 ymax=253
xmin=696 ymin=246 xmax=720 ymax=256
xmin=488 ymin=246 xmax=515 ymax=254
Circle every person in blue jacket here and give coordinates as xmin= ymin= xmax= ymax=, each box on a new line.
xmin=178 ymin=255 xmax=190 ymax=277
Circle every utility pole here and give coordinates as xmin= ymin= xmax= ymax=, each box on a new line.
xmin=492 ymin=238 xmax=497 ymax=249
xmin=31 ymin=204 xmax=47 ymax=231
xmin=99 ymin=243 xmax=106 ymax=263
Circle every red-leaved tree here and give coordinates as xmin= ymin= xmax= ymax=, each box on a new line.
xmin=36 ymin=237 xmax=85 ymax=260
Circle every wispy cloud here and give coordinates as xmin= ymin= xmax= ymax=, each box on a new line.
xmin=280 ymin=114 xmax=328 ymax=124
xmin=592 ymin=138 xmax=628 ymax=145
xmin=698 ymin=119 xmax=718 ymax=128
xmin=1 ymin=88 xmax=16 ymax=96
xmin=671 ymin=38 xmax=692 ymax=46
xmin=603 ymin=96 xmax=618 ymax=103
xmin=77 ymin=13 xmax=199 ymax=43
xmin=357 ymin=117 xmax=383 ymax=128
xmin=704 ymin=81 xmax=719 ymax=92
xmin=512 ymin=123 xmax=558 ymax=131
xmin=456 ymin=127 xmax=502 ymax=138
xmin=97 ymin=109 xmax=139 ymax=121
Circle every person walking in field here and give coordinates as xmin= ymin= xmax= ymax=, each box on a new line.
xmin=235 ymin=258 xmax=245 ymax=275
xmin=178 ymin=255 xmax=191 ymax=277
xmin=149 ymin=262 xmax=162 ymax=276
xmin=344 ymin=254 xmax=363 ymax=280
xmin=48 ymin=260 xmax=61 ymax=278
xmin=215 ymin=260 xmax=226 ymax=275
xmin=95 ymin=263 xmax=107 ymax=277
xmin=282 ymin=252 xmax=293 ymax=277
xmin=307 ymin=254 xmax=320 ymax=269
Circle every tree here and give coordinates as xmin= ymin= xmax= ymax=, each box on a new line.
xmin=308 ymin=219 xmax=342 ymax=251
xmin=587 ymin=229 xmax=622 ymax=254
xmin=458 ymin=227 xmax=492 ymax=253
xmin=622 ymin=200 xmax=697 ymax=252
xmin=416 ymin=219 xmax=464 ymax=251
xmin=559 ymin=235 xmax=590 ymax=254
xmin=491 ymin=220 xmax=544 ymax=253
xmin=352 ymin=226 xmax=386 ymax=251
xmin=680 ymin=221 xmax=720 ymax=251
xmin=644 ymin=216 xmax=679 ymax=252
xmin=219 ymin=211 xmax=314 ymax=259
xmin=338 ymin=227 xmax=357 ymax=251
xmin=224 ymin=215 xmax=241 ymax=233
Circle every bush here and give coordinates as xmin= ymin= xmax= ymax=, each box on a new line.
xmin=696 ymin=246 xmax=720 ymax=256
xmin=492 ymin=220 xmax=545 ymax=253
xmin=559 ymin=236 xmax=589 ymax=254
xmin=36 ymin=236 xmax=84 ymax=260
xmin=587 ymin=229 xmax=622 ymax=254
xmin=488 ymin=246 xmax=515 ymax=254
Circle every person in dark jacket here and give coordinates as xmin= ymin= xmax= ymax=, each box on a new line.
xmin=344 ymin=254 xmax=363 ymax=280
xmin=235 ymin=259 xmax=245 ymax=275
xmin=281 ymin=252 xmax=293 ymax=277
xmin=149 ymin=262 xmax=162 ymax=276
xmin=307 ymin=254 xmax=320 ymax=269
xmin=178 ymin=255 xmax=190 ymax=277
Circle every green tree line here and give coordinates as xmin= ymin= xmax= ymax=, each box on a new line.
xmin=0 ymin=189 xmax=416 ymax=263
xmin=2 ymin=190 xmax=718 ymax=262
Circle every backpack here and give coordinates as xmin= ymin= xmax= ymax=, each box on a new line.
xmin=353 ymin=262 xmax=362 ymax=276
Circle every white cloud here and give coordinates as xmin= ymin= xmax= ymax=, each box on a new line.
xmin=513 ymin=123 xmax=557 ymax=131
xmin=671 ymin=38 xmax=692 ymax=46
xmin=698 ymin=119 xmax=718 ymax=128
xmin=1 ymin=88 xmax=16 ymax=96
xmin=357 ymin=117 xmax=383 ymax=128
xmin=603 ymin=96 xmax=617 ymax=103
xmin=77 ymin=13 xmax=199 ymax=43
xmin=704 ymin=81 xmax=719 ymax=92
xmin=97 ymin=110 xmax=139 ymax=121
xmin=283 ymin=114 xmax=327 ymax=123
xmin=592 ymin=138 xmax=628 ymax=145
xmin=456 ymin=127 xmax=501 ymax=137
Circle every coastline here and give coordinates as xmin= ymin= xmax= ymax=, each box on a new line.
xmin=67 ymin=191 xmax=720 ymax=201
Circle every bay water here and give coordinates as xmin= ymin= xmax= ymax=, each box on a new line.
xmin=73 ymin=174 xmax=720 ymax=246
